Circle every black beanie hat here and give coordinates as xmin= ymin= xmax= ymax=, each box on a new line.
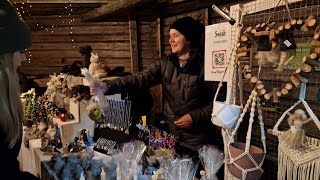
xmin=170 ymin=16 xmax=204 ymax=49
xmin=0 ymin=0 xmax=31 ymax=55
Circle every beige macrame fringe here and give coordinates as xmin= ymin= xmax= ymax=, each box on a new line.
xmin=278 ymin=138 xmax=320 ymax=180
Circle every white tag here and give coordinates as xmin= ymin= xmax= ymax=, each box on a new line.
xmin=283 ymin=40 xmax=292 ymax=47
xmin=290 ymin=125 xmax=296 ymax=133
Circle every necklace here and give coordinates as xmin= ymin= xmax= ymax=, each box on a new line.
xmin=179 ymin=58 xmax=188 ymax=68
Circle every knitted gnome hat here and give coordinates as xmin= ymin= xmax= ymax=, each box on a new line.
xmin=170 ymin=16 xmax=204 ymax=49
xmin=0 ymin=0 xmax=31 ymax=55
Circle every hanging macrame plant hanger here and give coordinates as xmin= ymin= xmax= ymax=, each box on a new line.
xmin=211 ymin=60 xmax=242 ymax=129
xmin=226 ymin=87 xmax=267 ymax=180
xmin=268 ymin=83 xmax=320 ymax=180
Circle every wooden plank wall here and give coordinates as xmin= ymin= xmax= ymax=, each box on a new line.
xmin=21 ymin=15 xmax=131 ymax=77
xmin=136 ymin=8 xmax=162 ymax=113
xmin=137 ymin=8 xmax=158 ymax=68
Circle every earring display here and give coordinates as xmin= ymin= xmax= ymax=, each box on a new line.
xmin=93 ymin=137 xmax=117 ymax=155
xmin=97 ymin=99 xmax=132 ymax=134
xmin=93 ymin=99 xmax=132 ymax=144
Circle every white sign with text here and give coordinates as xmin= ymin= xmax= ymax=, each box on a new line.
xmin=204 ymin=22 xmax=231 ymax=82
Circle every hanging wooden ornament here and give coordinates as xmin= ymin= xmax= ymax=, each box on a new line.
xmin=240 ymin=7 xmax=320 ymax=99
xmin=268 ymin=83 xmax=320 ymax=180
xmin=226 ymin=88 xmax=266 ymax=180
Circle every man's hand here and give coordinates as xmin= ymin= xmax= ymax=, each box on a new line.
xmin=174 ymin=114 xmax=193 ymax=129
xmin=89 ymin=80 xmax=108 ymax=96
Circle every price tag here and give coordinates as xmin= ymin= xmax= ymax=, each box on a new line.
xmin=283 ymin=40 xmax=292 ymax=47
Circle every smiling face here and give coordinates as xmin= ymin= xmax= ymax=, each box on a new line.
xmin=169 ymin=29 xmax=190 ymax=59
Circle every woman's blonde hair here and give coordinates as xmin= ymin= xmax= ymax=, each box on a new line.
xmin=0 ymin=53 xmax=23 ymax=148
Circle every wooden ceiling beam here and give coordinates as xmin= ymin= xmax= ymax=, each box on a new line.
xmin=160 ymin=0 xmax=237 ymax=17
xmin=10 ymin=0 xmax=109 ymax=3
xmin=81 ymin=0 xmax=153 ymax=22
xmin=157 ymin=0 xmax=189 ymax=4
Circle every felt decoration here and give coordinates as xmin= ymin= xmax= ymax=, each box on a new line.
xmin=80 ymin=129 xmax=89 ymax=143
xmin=280 ymin=109 xmax=313 ymax=148
xmin=53 ymin=154 xmax=66 ymax=173
xmin=91 ymin=159 xmax=104 ymax=177
xmin=79 ymin=45 xmax=92 ymax=69
xmin=61 ymin=163 xmax=72 ymax=180
xmin=88 ymin=103 xmax=103 ymax=121
xmin=75 ymin=164 xmax=83 ymax=179
xmin=254 ymin=29 xmax=281 ymax=68
xmin=88 ymin=53 xmax=108 ymax=79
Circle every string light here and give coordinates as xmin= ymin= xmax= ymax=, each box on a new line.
xmin=13 ymin=0 xmax=77 ymax=63
xmin=67 ymin=0 xmax=76 ymax=48
xmin=28 ymin=51 xmax=32 ymax=64
xmin=13 ymin=2 xmax=33 ymax=63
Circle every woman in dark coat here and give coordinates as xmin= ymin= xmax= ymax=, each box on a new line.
xmin=91 ymin=16 xmax=225 ymax=155
xmin=0 ymin=1 xmax=39 ymax=179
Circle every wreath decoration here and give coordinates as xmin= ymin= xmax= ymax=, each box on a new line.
xmin=236 ymin=15 xmax=320 ymax=101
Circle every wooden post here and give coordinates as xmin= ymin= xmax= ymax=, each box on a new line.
xmin=202 ymin=7 xmax=211 ymax=26
xmin=156 ymin=7 xmax=163 ymax=112
xmin=129 ymin=12 xmax=139 ymax=73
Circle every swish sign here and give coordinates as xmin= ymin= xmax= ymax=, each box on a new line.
xmin=205 ymin=22 xmax=231 ymax=82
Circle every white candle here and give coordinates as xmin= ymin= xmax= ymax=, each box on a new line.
xmin=80 ymin=172 xmax=85 ymax=180
xmin=100 ymin=168 xmax=106 ymax=180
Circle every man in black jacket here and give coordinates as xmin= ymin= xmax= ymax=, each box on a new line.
xmin=91 ymin=16 xmax=226 ymax=156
